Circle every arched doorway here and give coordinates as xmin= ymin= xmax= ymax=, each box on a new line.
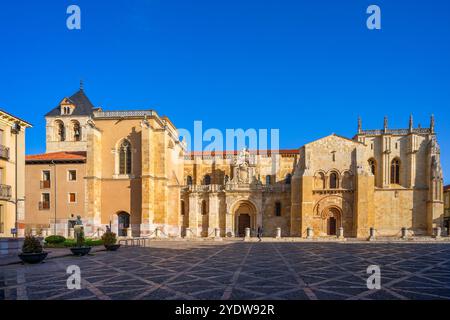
xmin=328 ymin=217 xmax=337 ymax=235
xmin=232 ymin=200 xmax=257 ymax=237
xmin=117 ymin=211 xmax=130 ymax=237
xmin=238 ymin=214 xmax=251 ymax=236
xmin=321 ymin=207 xmax=342 ymax=236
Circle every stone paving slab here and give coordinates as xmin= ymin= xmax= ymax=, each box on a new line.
xmin=0 ymin=241 xmax=449 ymax=300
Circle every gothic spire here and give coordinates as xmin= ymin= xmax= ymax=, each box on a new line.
xmin=357 ymin=116 xmax=362 ymax=134
xmin=383 ymin=116 xmax=388 ymax=132
xmin=409 ymin=114 xmax=413 ymax=132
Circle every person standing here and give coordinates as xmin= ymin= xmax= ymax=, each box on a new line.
xmin=257 ymin=226 xmax=263 ymax=242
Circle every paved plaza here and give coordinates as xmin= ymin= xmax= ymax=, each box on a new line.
xmin=1 ymin=241 xmax=450 ymax=300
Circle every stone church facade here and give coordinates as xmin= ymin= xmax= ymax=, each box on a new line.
xmin=24 ymin=88 xmax=444 ymax=238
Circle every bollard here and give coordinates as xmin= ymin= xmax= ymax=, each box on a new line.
xmin=244 ymin=227 xmax=251 ymax=241
xmin=127 ymin=227 xmax=132 ymax=238
xmin=306 ymin=227 xmax=313 ymax=239
xmin=401 ymin=227 xmax=407 ymax=239
xmin=69 ymin=228 xmax=75 ymax=239
xmin=155 ymin=228 xmax=160 ymax=238
xmin=338 ymin=227 xmax=344 ymax=239
xmin=275 ymin=227 xmax=281 ymax=239
xmin=434 ymin=227 xmax=442 ymax=239
xmin=214 ymin=227 xmax=222 ymax=241
xmin=368 ymin=227 xmax=376 ymax=241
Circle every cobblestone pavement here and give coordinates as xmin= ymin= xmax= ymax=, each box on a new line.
xmin=1 ymin=241 xmax=450 ymax=300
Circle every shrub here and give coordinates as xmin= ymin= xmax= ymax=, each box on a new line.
xmin=45 ymin=235 xmax=66 ymax=244
xmin=101 ymin=231 xmax=117 ymax=246
xmin=22 ymin=235 xmax=43 ymax=254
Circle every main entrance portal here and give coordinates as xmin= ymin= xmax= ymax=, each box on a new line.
xmin=238 ymin=214 xmax=250 ymax=236
xmin=232 ymin=200 xmax=257 ymax=237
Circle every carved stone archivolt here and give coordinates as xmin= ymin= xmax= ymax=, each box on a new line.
xmin=313 ymin=195 xmax=352 ymax=218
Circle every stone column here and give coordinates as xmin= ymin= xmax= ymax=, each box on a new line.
xmin=185 ymin=227 xmax=192 ymax=239
xmin=275 ymin=227 xmax=281 ymax=239
xmin=208 ymin=193 xmax=219 ymax=236
xmin=188 ymin=193 xmax=199 ymax=237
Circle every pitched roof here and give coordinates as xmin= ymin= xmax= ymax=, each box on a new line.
xmin=26 ymin=151 xmax=87 ymax=163
xmin=45 ymin=89 xmax=95 ymax=117
xmin=444 ymin=185 xmax=450 ymax=192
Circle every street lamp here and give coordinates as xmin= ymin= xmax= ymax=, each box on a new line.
xmin=50 ymin=160 xmax=57 ymax=236
xmin=11 ymin=122 xmax=21 ymax=238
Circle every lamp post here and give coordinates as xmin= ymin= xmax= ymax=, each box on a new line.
xmin=11 ymin=122 xmax=21 ymax=238
xmin=50 ymin=160 xmax=57 ymax=235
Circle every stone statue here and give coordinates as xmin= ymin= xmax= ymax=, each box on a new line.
xmin=74 ymin=216 xmax=84 ymax=246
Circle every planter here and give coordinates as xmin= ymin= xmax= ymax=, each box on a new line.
xmin=70 ymin=246 xmax=92 ymax=256
xmin=18 ymin=252 xmax=48 ymax=264
xmin=104 ymin=244 xmax=121 ymax=251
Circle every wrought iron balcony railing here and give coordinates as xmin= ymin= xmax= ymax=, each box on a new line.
xmin=39 ymin=201 xmax=50 ymax=210
xmin=40 ymin=180 xmax=51 ymax=189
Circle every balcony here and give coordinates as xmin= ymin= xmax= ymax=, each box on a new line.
xmin=0 ymin=184 xmax=11 ymax=200
xmin=40 ymin=180 xmax=51 ymax=189
xmin=0 ymin=145 xmax=10 ymax=160
xmin=39 ymin=201 xmax=50 ymax=210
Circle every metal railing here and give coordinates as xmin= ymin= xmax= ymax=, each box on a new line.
xmin=0 ymin=145 xmax=9 ymax=160
xmin=39 ymin=201 xmax=50 ymax=210
xmin=40 ymin=180 xmax=51 ymax=189
xmin=0 ymin=184 xmax=11 ymax=200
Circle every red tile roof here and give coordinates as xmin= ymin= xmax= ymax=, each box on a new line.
xmin=26 ymin=151 xmax=86 ymax=162
xmin=444 ymin=185 xmax=450 ymax=192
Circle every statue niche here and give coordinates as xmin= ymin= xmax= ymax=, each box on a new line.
xmin=231 ymin=147 xmax=256 ymax=184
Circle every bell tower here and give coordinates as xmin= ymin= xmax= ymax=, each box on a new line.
xmin=45 ymin=85 xmax=95 ymax=153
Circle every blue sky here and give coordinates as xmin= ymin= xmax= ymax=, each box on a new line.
xmin=0 ymin=0 xmax=449 ymax=181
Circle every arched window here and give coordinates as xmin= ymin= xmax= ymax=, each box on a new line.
xmin=186 ymin=175 xmax=193 ymax=185
xmin=181 ymin=200 xmax=185 ymax=216
xmin=330 ymin=172 xmax=338 ymax=189
xmin=204 ymin=175 xmax=211 ymax=185
xmin=368 ymin=158 xmax=376 ymax=176
xmin=285 ymin=173 xmax=292 ymax=185
xmin=72 ymin=121 xmax=81 ymax=141
xmin=55 ymin=120 xmax=65 ymax=141
xmin=265 ymin=175 xmax=271 ymax=185
xmin=275 ymin=201 xmax=282 ymax=216
xmin=119 ymin=140 xmax=132 ymax=175
xmin=315 ymin=172 xmax=326 ymax=189
xmin=391 ymin=158 xmax=400 ymax=184
xmin=201 ymin=200 xmax=208 ymax=215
